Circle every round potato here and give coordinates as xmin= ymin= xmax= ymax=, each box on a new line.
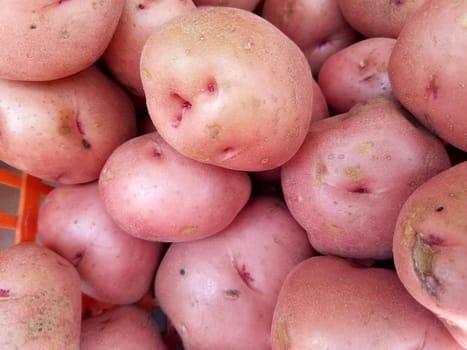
xmin=141 ymin=6 xmax=314 ymax=171
xmin=0 ymin=243 xmax=81 ymax=350
xmin=0 ymin=0 xmax=124 ymax=81
xmin=0 ymin=66 xmax=137 ymax=185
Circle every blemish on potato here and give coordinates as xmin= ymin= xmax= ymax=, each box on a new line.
xmin=344 ymin=166 xmax=363 ymax=180
xmin=179 ymin=225 xmax=197 ymax=235
xmin=61 ymin=29 xmax=70 ymax=39
xmin=179 ymin=268 xmax=186 ymax=276
xmin=325 ymin=222 xmax=341 ymax=234
xmin=261 ymin=158 xmax=269 ymax=165
xmin=412 ymin=234 xmax=440 ymax=299
xmin=357 ymin=142 xmax=373 ymax=155
xmin=0 ymin=288 xmax=10 ymax=297
xmin=29 ymin=24 xmax=37 ymax=30
xmin=425 ymin=75 xmax=439 ymax=100
xmin=141 ymin=68 xmax=152 ymax=81
xmin=207 ymin=124 xmax=222 ymax=138
xmin=315 ymin=161 xmax=327 ymax=186
xmin=223 ymin=289 xmax=240 ymax=300
xmin=276 ymin=320 xmax=290 ymax=350
xmin=183 ymin=149 xmax=210 ymax=161
xmin=435 ymin=206 xmax=444 ymax=212
xmin=137 ymin=3 xmax=145 ymax=9
xmin=82 ymin=139 xmax=91 ymax=149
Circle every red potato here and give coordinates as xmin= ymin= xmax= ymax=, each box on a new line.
xmin=102 ymin=0 xmax=196 ymax=96
xmin=155 ymin=196 xmax=314 ymax=350
xmin=393 ymin=161 xmax=467 ymax=348
xmin=262 ymin=0 xmax=358 ymax=76
xmin=338 ymin=0 xmax=426 ymax=38
xmin=0 ymin=66 xmax=137 ymax=185
xmin=81 ymin=306 xmax=168 ymax=350
xmin=0 ymin=0 xmax=124 ymax=81
xmin=140 ymin=6 xmax=314 ymax=171
xmin=0 ymin=243 xmax=82 ymax=350
xmin=388 ymin=0 xmax=467 ymax=152
xmin=194 ymin=0 xmax=262 ymax=11
xmin=281 ymin=98 xmax=451 ymax=260
xmin=318 ymin=37 xmax=396 ymax=114
xmin=99 ymin=132 xmax=251 ymax=242
xmin=271 ymin=255 xmax=463 ymax=350
xmin=37 ymin=182 xmax=164 ymax=305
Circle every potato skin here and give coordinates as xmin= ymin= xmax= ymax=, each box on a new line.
xmin=141 ymin=6 xmax=313 ymax=171
xmin=0 ymin=0 xmax=124 ymax=81
xmin=0 ymin=66 xmax=137 ymax=185
xmin=194 ymin=0 xmax=261 ymax=11
xmin=0 ymin=243 xmax=81 ymax=350
xmin=388 ymin=0 xmax=467 ymax=151
xmin=393 ymin=161 xmax=467 ymax=348
xmin=271 ymin=255 xmax=463 ymax=350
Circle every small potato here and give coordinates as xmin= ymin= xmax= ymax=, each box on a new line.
xmin=262 ymin=0 xmax=358 ymax=75
xmin=0 ymin=66 xmax=137 ymax=185
xmin=271 ymin=255 xmax=463 ymax=350
xmin=281 ymin=98 xmax=451 ymax=260
xmin=393 ymin=161 xmax=467 ymax=348
xmin=141 ymin=6 xmax=314 ymax=171
xmin=81 ymin=306 xmax=168 ymax=350
xmin=102 ymin=0 xmax=196 ymax=96
xmin=193 ymin=0 xmax=262 ymax=11
xmin=99 ymin=132 xmax=251 ymax=242
xmin=0 ymin=0 xmax=125 ymax=81
xmin=0 ymin=243 xmax=81 ymax=350
xmin=155 ymin=196 xmax=314 ymax=350
xmin=318 ymin=37 xmax=396 ymax=114
xmin=38 ymin=182 xmax=164 ymax=305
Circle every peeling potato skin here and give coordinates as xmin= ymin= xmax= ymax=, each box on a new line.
xmin=393 ymin=161 xmax=467 ymax=347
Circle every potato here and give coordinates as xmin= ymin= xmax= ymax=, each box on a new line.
xmin=155 ymin=196 xmax=314 ymax=350
xmin=81 ymin=305 xmax=168 ymax=350
xmin=338 ymin=0 xmax=426 ymax=38
xmin=0 ymin=243 xmax=81 ymax=350
xmin=102 ymin=0 xmax=196 ymax=96
xmin=393 ymin=161 xmax=467 ymax=348
xmin=0 ymin=0 xmax=124 ymax=81
xmin=193 ymin=0 xmax=262 ymax=11
xmin=271 ymin=255 xmax=463 ymax=349
xmin=318 ymin=37 xmax=396 ymax=114
xmin=140 ymin=6 xmax=314 ymax=171
xmin=281 ymin=98 xmax=451 ymax=260
xmin=37 ymin=182 xmax=164 ymax=305
xmin=388 ymin=0 xmax=467 ymax=152
xmin=99 ymin=132 xmax=251 ymax=242
xmin=262 ymin=0 xmax=358 ymax=75
xmin=0 ymin=66 xmax=137 ymax=185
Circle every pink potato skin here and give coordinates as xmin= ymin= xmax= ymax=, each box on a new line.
xmin=338 ymin=0 xmax=426 ymax=38
xmin=281 ymin=98 xmax=451 ymax=260
xmin=140 ymin=6 xmax=314 ymax=171
xmin=271 ymin=255 xmax=463 ymax=350
xmin=102 ymin=0 xmax=196 ymax=96
xmin=37 ymin=182 xmax=163 ymax=305
xmin=81 ymin=306 xmax=168 ymax=350
xmin=0 ymin=66 xmax=137 ymax=185
xmin=155 ymin=196 xmax=314 ymax=350
xmin=388 ymin=0 xmax=467 ymax=152
xmin=318 ymin=37 xmax=396 ymax=114
xmin=262 ymin=0 xmax=358 ymax=76
xmin=393 ymin=161 xmax=467 ymax=348
xmin=194 ymin=0 xmax=261 ymax=11
xmin=0 ymin=0 xmax=124 ymax=81
xmin=99 ymin=132 xmax=251 ymax=242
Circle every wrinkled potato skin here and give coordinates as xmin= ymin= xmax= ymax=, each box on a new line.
xmin=393 ymin=161 xmax=467 ymax=348
xmin=81 ymin=306 xmax=168 ymax=350
xmin=194 ymin=0 xmax=261 ymax=11
xmin=318 ymin=37 xmax=396 ymax=114
xmin=102 ymin=0 xmax=196 ymax=96
xmin=271 ymin=255 xmax=463 ymax=350
xmin=388 ymin=0 xmax=467 ymax=151
xmin=0 ymin=66 xmax=137 ymax=185
xmin=0 ymin=243 xmax=81 ymax=350
xmin=262 ymin=0 xmax=358 ymax=75
xmin=0 ymin=0 xmax=124 ymax=81
xmin=338 ymin=0 xmax=426 ymax=38
xmin=141 ymin=7 xmax=313 ymax=171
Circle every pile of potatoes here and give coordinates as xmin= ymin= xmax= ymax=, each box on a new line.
xmin=1 ymin=0 xmax=467 ymax=349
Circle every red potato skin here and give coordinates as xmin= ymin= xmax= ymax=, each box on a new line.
xmin=194 ymin=0 xmax=262 ymax=11
xmin=388 ymin=0 xmax=467 ymax=152
xmin=37 ymin=182 xmax=164 ymax=305
xmin=0 ymin=66 xmax=137 ymax=185
xmin=81 ymin=306 xmax=168 ymax=350
xmin=0 ymin=0 xmax=125 ymax=81
xmin=281 ymin=98 xmax=451 ymax=259
xmin=102 ymin=0 xmax=196 ymax=96
xmin=140 ymin=6 xmax=314 ymax=171
xmin=271 ymin=255 xmax=463 ymax=350
xmin=262 ymin=0 xmax=358 ymax=76
xmin=155 ymin=196 xmax=314 ymax=350
xmin=0 ymin=243 xmax=82 ymax=350
xmin=393 ymin=161 xmax=467 ymax=348
xmin=318 ymin=37 xmax=396 ymax=114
